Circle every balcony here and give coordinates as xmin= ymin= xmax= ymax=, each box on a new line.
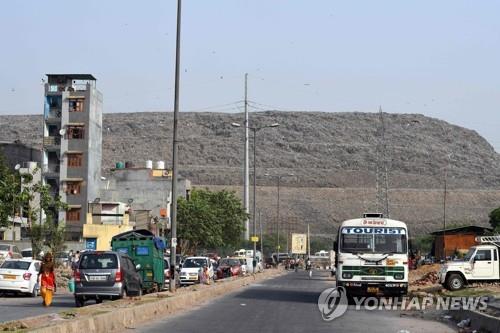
xmin=43 ymin=136 xmax=61 ymax=147
xmin=42 ymin=164 xmax=60 ymax=175
xmin=45 ymin=109 xmax=62 ymax=122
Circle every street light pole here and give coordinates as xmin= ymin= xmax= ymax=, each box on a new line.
xmin=277 ymin=176 xmax=280 ymax=264
xmin=252 ymin=127 xmax=257 ymax=273
xmin=231 ymin=121 xmax=279 ymax=257
xmin=169 ymin=0 xmax=182 ymax=292
xmin=232 ymin=122 xmax=279 ymax=272
xmin=243 ymin=74 xmax=250 ymax=241
xmin=259 ymin=210 xmax=263 ymax=258
xmin=264 ymin=173 xmax=293 ymax=266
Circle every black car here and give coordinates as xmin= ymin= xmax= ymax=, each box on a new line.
xmin=74 ymin=251 xmax=143 ymax=307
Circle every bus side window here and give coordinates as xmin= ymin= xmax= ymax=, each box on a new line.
xmin=495 ymin=249 xmax=498 ymax=261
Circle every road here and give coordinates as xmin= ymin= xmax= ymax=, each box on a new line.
xmin=134 ymin=270 xmax=455 ymax=333
xmin=0 ymin=292 xmax=75 ymax=322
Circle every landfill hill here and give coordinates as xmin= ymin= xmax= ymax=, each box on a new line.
xmin=1 ymin=111 xmax=500 ymax=235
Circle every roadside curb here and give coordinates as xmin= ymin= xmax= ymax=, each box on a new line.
xmin=452 ymin=308 xmax=500 ymax=333
xmin=29 ymin=269 xmax=284 ymax=333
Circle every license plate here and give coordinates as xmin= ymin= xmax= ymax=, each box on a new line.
xmin=367 ymin=287 xmax=379 ymax=293
xmin=3 ymin=274 xmax=16 ymax=280
xmin=89 ymin=275 xmax=107 ymax=281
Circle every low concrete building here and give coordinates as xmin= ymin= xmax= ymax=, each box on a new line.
xmin=0 ymin=217 xmax=27 ymax=241
xmin=100 ymin=167 xmax=191 ymax=229
xmin=431 ymin=225 xmax=493 ymax=260
xmin=83 ymin=201 xmax=133 ymax=251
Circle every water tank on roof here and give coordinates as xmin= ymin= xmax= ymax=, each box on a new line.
xmin=115 ymin=162 xmax=125 ymax=169
xmin=155 ymin=161 xmax=165 ymax=170
xmin=146 ymin=160 xmax=153 ymax=169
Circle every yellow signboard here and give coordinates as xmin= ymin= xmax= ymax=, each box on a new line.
xmin=291 ymin=233 xmax=307 ymax=254
xmin=251 ymin=236 xmax=259 ymax=243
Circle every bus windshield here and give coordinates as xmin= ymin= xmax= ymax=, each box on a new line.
xmin=340 ymin=227 xmax=407 ymax=254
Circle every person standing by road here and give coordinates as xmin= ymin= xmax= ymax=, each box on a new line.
xmin=38 ymin=253 xmax=56 ymax=306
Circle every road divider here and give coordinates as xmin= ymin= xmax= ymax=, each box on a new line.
xmin=17 ymin=269 xmax=284 ymax=333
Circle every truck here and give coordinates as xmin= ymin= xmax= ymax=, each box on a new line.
xmin=439 ymin=235 xmax=500 ymax=291
xmin=335 ymin=213 xmax=409 ymax=296
xmin=309 ymin=250 xmax=335 ymax=270
xmin=111 ymin=229 xmax=166 ymax=293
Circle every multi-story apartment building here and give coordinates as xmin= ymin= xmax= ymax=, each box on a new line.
xmin=42 ymin=74 xmax=103 ymax=241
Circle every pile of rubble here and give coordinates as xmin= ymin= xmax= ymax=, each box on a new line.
xmin=56 ymin=267 xmax=73 ymax=289
xmin=412 ymin=271 xmax=440 ymax=286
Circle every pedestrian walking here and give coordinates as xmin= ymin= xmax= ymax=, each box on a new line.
xmin=71 ymin=250 xmax=80 ymax=270
xmin=38 ymin=253 xmax=56 ymax=306
xmin=200 ymin=265 xmax=210 ymax=285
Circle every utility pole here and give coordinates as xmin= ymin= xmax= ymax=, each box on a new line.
xmin=259 ymin=210 xmax=263 ymax=259
xmin=252 ymin=129 xmax=257 ymax=273
xmin=375 ymin=106 xmax=390 ymax=217
xmin=307 ymin=223 xmax=310 ymax=258
xmin=443 ymin=161 xmax=448 ymax=260
xmin=243 ymin=73 xmax=250 ymax=241
xmin=169 ymin=0 xmax=182 ymax=292
xmin=276 ymin=176 xmax=280 ymax=264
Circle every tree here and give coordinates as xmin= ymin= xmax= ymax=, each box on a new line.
xmin=0 ymin=149 xmax=67 ymax=257
xmin=489 ymin=207 xmax=500 ymax=232
xmin=31 ymin=216 xmax=66 ymax=260
xmin=0 ymin=151 xmax=21 ymax=228
xmin=177 ymin=189 xmax=247 ymax=255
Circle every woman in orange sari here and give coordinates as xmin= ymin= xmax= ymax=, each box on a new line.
xmin=38 ymin=253 xmax=56 ymax=306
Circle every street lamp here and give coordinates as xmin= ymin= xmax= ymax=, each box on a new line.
xmin=264 ymin=173 xmax=294 ymax=265
xmin=169 ymin=0 xmax=182 ymax=293
xmin=232 ymin=122 xmax=279 ymax=273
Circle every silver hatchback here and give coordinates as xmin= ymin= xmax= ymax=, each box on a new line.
xmin=74 ymin=251 xmax=142 ymax=307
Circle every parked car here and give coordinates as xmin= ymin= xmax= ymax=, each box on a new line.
xmin=216 ymin=258 xmax=243 ymax=279
xmin=235 ymin=258 xmax=248 ymax=275
xmin=0 ymin=259 xmax=40 ymax=296
xmin=74 ymin=251 xmax=143 ymax=307
xmin=179 ymin=257 xmax=214 ymax=285
xmin=265 ymin=257 xmax=277 ymax=269
xmin=21 ymin=248 xmax=33 ymax=259
xmin=163 ymin=257 xmax=171 ymax=287
xmin=55 ymin=251 xmax=70 ymax=268
xmin=0 ymin=244 xmax=22 ymax=263
xmin=423 ymin=256 xmax=435 ymax=265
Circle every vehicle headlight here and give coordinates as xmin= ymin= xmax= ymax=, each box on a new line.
xmin=342 ymin=272 xmax=353 ymax=279
xmin=394 ymin=273 xmax=404 ymax=280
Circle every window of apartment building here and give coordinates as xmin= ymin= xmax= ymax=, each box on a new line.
xmin=67 ymin=126 xmax=85 ymax=139
xmin=67 ymin=153 xmax=83 ymax=168
xmin=66 ymin=208 xmax=81 ymax=222
xmin=65 ymin=181 xmax=81 ymax=195
xmin=69 ymin=99 xmax=84 ymax=112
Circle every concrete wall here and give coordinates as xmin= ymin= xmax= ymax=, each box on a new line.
xmin=0 ymin=142 xmax=41 ymax=170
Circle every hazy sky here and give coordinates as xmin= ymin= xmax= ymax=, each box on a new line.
xmin=1 ymin=1 xmax=500 ymax=149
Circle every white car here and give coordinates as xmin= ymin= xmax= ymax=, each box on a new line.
xmin=0 ymin=244 xmax=23 ymax=263
xmin=0 ymin=259 xmax=41 ymax=296
xmin=179 ymin=257 xmax=214 ymax=285
xmin=21 ymin=248 xmax=33 ymax=259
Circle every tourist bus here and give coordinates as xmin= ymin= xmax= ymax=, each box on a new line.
xmin=335 ymin=213 xmax=409 ymax=296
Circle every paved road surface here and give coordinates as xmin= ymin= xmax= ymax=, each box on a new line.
xmin=134 ymin=270 xmax=455 ymax=333
xmin=0 ymin=292 xmax=75 ymax=322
